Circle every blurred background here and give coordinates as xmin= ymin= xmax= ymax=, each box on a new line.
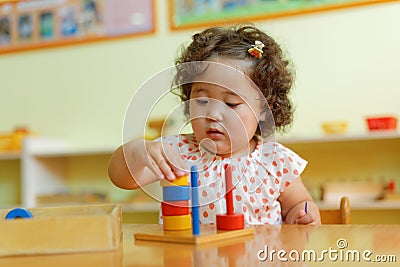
xmin=0 ymin=0 xmax=399 ymax=224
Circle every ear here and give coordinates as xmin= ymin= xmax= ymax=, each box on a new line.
xmin=259 ymin=109 xmax=268 ymax=122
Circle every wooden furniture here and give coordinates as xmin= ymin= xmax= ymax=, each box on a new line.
xmin=0 ymin=137 xmax=162 ymax=210
xmin=0 ymin=204 xmax=122 ymax=256
xmin=280 ymin=132 xmax=400 ymax=202
xmin=320 ymin=196 xmax=351 ymax=224
xmin=1 ymin=224 xmax=399 ymax=266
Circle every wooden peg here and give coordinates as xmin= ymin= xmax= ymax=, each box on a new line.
xmin=191 ymin=165 xmax=200 ymax=235
xmin=216 ymin=165 xmax=244 ymax=230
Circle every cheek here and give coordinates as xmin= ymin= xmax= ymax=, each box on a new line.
xmin=190 ymin=118 xmax=204 ymax=133
xmin=228 ymin=108 xmax=258 ymax=126
xmin=224 ymin=115 xmax=247 ymax=138
xmin=189 ymin=107 xmax=205 ymax=122
xmin=229 ymin=112 xmax=258 ymax=135
xmin=246 ymin=115 xmax=260 ymax=135
xmin=189 ymin=104 xmax=196 ymax=118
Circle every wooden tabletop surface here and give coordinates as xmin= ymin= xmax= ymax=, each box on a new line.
xmin=1 ymin=224 xmax=399 ymax=267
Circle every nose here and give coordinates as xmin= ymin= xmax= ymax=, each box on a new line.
xmin=206 ymin=100 xmax=224 ymax=122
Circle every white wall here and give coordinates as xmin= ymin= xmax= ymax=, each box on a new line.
xmin=0 ymin=1 xmax=399 ymax=148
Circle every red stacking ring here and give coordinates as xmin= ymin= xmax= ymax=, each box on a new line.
xmin=161 ymin=200 xmax=190 ymax=216
xmin=216 ymin=213 xmax=244 ymax=230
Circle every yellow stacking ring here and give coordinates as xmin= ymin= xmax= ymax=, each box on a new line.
xmin=160 ymin=174 xmax=188 ymax=187
xmin=163 ymin=214 xmax=192 ymax=231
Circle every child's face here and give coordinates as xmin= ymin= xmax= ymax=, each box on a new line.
xmin=189 ymin=59 xmax=265 ymax=158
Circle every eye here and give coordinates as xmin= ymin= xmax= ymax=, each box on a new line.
xmin=195 ymin=98 xmax=208 ymax=105
xmin=226 ymin=102 xmax=240 ymax=108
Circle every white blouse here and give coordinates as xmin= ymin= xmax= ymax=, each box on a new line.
xmin=158 ymin=134 xmax=307 ymax=225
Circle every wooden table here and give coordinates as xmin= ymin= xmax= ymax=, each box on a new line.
xmin=1 ymin=224 xmax=399 ymax=267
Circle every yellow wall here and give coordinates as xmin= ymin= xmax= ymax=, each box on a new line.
xmin=0 ymin=159 xmax=20 ymax=204
xmin=1 ymin=1 xmax=399 ymax=148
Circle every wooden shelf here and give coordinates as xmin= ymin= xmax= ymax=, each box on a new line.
xmin=276 ymin=131 xmax=400 ymax=204
xmin=278 ymin=131 xmax=400 ymax=144
xmin=0 ymin=136 xmax=123 ymax=208
xmin=31 ymin=146 xmax=115 ymax=157
xmin=316 ymin=200 xmax=400 ymax=210
xmin=0 ymin=151 xmax=21 ymax=160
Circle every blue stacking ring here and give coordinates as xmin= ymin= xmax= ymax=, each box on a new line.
xmin=5 ymin=208 xmax=33 ymax=220
xmin=163 ymin=186 xmax=190 ymax=201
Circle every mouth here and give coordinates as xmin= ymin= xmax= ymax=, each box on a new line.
xmin=206 ymin=128 xmax=225 ymax=139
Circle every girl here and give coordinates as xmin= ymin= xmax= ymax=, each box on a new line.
xmin=109 ymin=24 xmax=320 ymax=225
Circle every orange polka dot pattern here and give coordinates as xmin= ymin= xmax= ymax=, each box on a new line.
xmin=158 ymin=134 xmax=307 ymax=225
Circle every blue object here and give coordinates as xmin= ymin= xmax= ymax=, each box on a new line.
xmin=162 ymin=186 xmax=190 ymax=201
xmin=5 ymin=208 xmax=33 ymax=220
xmin=191 ymin=165 xmax=200 ymax=235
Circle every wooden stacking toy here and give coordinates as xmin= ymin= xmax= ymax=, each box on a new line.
xmin=216 ymin=165 xmax=245 ymax=230
xmin=135 ymin=166 xmax=254 ymax=244
xmin=160 ymin=174 xmax=192 ymax=231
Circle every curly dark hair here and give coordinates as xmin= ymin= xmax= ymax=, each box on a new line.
xmin=173 ymin=24 xmax=294 ymax=133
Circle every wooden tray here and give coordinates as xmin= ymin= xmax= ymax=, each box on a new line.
xmin=0 ymin=204 xmax=122 ymax=256
xmin=134 ymin=224 xmax=254 ymax=245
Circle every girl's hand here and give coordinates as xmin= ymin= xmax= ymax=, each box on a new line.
xmin=293 ymin=209 xmax=318 ymax=225
xmin=109 ymin=139 xmax=188 ymax=190
xmin=130 ymin=139 xmax=188 ymax=181
xmin=278 ymin=178 xmax=321 ymax=225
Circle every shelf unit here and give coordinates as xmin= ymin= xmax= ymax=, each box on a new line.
xmin=0 ymin=136 xmax=162 ymax=211
xmin=278 ymin=131 xmax=400 ymax=144
xmin=279 ymin=132 xmax=400 ymax=224
xmin=278 ymin=132 xmax=400 ymax=202
xmin=0 ymin=151 xmax=21 ymax=160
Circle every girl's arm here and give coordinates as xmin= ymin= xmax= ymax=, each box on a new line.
xmin=108 ymin=139 xmax=187 ymax=190
xmin=278 ymin=177 xmax=321 ymax=225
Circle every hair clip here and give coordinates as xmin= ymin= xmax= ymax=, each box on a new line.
xmin=248 ymin=40 xmax=265 ymax=59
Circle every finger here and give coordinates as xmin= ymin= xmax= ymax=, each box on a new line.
xmin=147 ymin=155 xmax=165 ymax=180
xmin=140 ymin=141 xmax=166 ymax=180
xmin=145 ymin=142 xmax=176 ymax=180
xmin=297 ymin=210 xmax=306 ymax=218
xmin=167 ymin=152 xmax=188 ymax=177
xmin=296 ymin=212 xmax=316 ymax=225
xmin=156 ymin=157 xmax=177 ymax=181
xmin=162 ymin=144 xmax=188 ymax=177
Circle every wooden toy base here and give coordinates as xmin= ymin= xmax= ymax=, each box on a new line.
xmin=134 ymin=224 xmax=254 ymax=245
